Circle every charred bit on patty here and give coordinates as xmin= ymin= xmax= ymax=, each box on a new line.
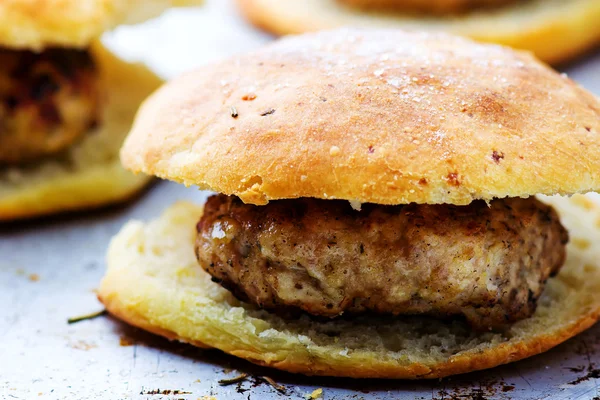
xmin=0 ymin=48 xmax=101 ymax=164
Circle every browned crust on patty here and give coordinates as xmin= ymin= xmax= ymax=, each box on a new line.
xmin=196 ymin=195 xmax=567 ymax=331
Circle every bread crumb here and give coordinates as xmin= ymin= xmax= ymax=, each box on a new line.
xmin=119 ymin=336 xmax=135 ymax=346
xmin=69 ymin=340 xmax=96 ymax=351
xmin=572 ymin=194 xmax=595 ymax=211
xmin=349 ymin=200 xmax=362 ymax=211
xmin=305 ymin=388 xmax=323 ymax=399
xmin=330 ymin=146 xmax=341 ymax=156
xmin=29 ymin=273 xmax=40 ymax=282
xmin=572 ymin=238 xmax=591 ymax=250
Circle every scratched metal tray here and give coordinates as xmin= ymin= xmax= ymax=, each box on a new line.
xmin=1 ymin=1 xmax=600 ymax=399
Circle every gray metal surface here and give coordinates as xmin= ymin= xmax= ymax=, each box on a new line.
xmin=1 ymin=1 xmax=600 ymax=399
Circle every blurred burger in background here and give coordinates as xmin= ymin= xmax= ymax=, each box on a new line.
xmin=235 ymin=0 xmax=600 ymax=65
xmin=0 ymin=0 xmax=200 ymax=221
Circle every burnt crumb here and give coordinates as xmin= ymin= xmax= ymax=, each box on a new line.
xmin=230 ymin=106 xmax=238 ymax=118
xmin=568 ymin=365 xmax=600 ymax=385
xmin=435 ymin=388 xmax=489 ymax=400
xmin=492 ymin=151 xmax=505 ymax=163
xmin=260 ymin=108 xmax=275 ymax=116
xmin=140 ymin=388 xmax=191 ymax=395
xmin=236 ymin=381 xmax=249 ymax=394
xmin=431 ymin=378 xmax=521 ymax=400
xmin=446 ymin=172 xmax=460 ymax=187
xmin=585 ymin=126 xmax=591 ymax=132
xmin=242 ymin=93 xmax=256 ymax=101
xmin=320 ymin=96 xmax=327 ymax=102
xmin=368 ymin=145 xmax=374 ymax=153
xmin=418 ymin=178 xmax=428 ymax=186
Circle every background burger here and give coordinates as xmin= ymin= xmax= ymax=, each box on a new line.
xmin=0 ymin=0 xmax=199 ymax=221
xmin=235 ymin=0 xmax=600 ymax=65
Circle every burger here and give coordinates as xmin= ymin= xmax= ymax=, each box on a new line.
xmin=99 ymin=29 xmax=600 ymax=378
xmin=0 ymin=0 xmax=197 ymax=221
xmin=235 ymin=0 xmax=600 ymax=65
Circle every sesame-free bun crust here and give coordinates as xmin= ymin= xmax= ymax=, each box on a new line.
xmin=0 ymin=43 xmax=162 ymax=221
xmin=98 ymin=194 xmax=600 ymax=379
xmin=121 ymin=30 xmax=600 ymax=206
xmin=0 ymin=0 xmax=202 ymax=50
xmin=235 ymin=0 xmax=600 ymax=65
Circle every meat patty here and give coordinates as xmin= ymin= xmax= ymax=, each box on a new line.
xmin=336 ymin=0 xmax=517 ymax=14
xmin=196 ymin=195 xmax=568 ymax=331
xmin=0 ymin=48 xmax=101 ymax=164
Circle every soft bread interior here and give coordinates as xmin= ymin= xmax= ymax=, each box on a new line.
xmin=99 ymin=194 xmax=600 ymax=379
xmin=0 ymin=43 xmax=162 ymax=221
xmin=236 ymin=0 xmax=600 ymax=65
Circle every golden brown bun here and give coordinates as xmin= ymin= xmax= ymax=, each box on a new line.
xmin=235 ymin=0 xmax=600 ymax=65
xmin=0 ymin=0 xmax=202 ymax=51
xmin=98 ymin=194 xmax=600 ymax=379
xmin=0 ymin=43 xmax=162 ymax=221
xmin=121 ymin=29 xmax=600 ymax=206
xmin=337 ymin=0 xmax=516 ymax=15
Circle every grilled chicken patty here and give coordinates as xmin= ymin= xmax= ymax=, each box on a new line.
xmin=337 ymin=0 xmax=517 ymax=14
xmin=196 ymin=195 xmax=568 ymax=331
xmin=0 ymin=48 xmax=101 ymax=164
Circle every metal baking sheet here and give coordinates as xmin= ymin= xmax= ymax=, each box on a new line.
xmin=2 ymin=1 xmax=600 ymax=399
